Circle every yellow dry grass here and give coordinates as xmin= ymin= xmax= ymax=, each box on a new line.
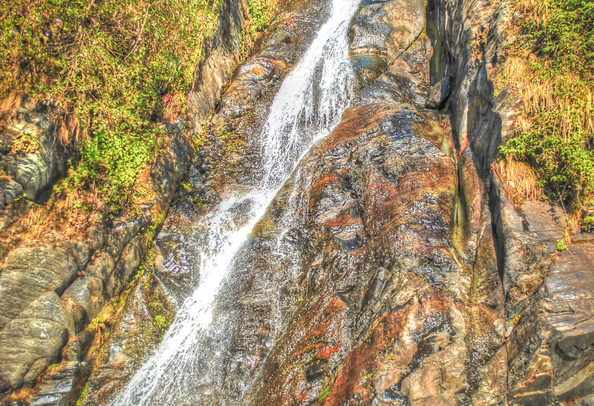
xmin=494 ymin=157 xmax=543 ymax=202
xmin=501 ymin=2 xmax=594 ymax=142
xmin=0 ymin=93 xmax=22 ymax=121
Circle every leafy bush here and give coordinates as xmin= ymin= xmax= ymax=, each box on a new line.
xmin=499 ymin=0 xmax=594 ymax=210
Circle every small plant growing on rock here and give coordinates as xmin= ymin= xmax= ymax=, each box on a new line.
xmin=582 ymin=214 xmax=594 ymax=231
xmin=556 ymin=238 xmax=568 ymax=251
xmin=10 ymin=132 xmax=39 ymax=154
xmin=319 ymin=386 xmax=331 ymax=401
xmin=154 ymin=314 xmax=169 ymax=332
xmin=181 ymin=180 xmax=193 ymax=191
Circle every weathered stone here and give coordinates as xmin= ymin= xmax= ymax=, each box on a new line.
xmin=0 ymin=246 xmax=78 ymax=330
xmin=425 ymin=76 xmax=452 ymax=109
xmin=1 ymin=106 xmax=69 ymax=202
xmin=187 ymin=0 xmax=248 ymax=128
xmin=350 ymin=0 xmax=425 ymax=85
xmin=0 ymin=293 xmax=73 ymax=392
xmin=497 ymin=192 xmax=560 ymax=321
xmin=80 ymin=282 xmax=161 ymax=406
xmin=85 ymin=227 xmax=104 ymax=251
xmin=84 ymin=253 xmax=115 ymax=282
xmin=104 ymin=219 xmax=147 ymax=260
xmin=105 ymin=236 xmax=144 ymax=298
xmin=28 ymin=361 xmax=81 ymax=406
xmin=521 ymin=201 xmax=567 ymax=242
xmin=0 ymin=178 xmax=23 ymax=210
xmin=508 ymin=243 xmax=594 ymax=405
xmin=61 ymin=276 xmax=106 ymax=333
xmin=59 ymin=240 xmax=91 ymax=271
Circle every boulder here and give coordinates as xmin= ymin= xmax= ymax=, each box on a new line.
xmin=0 ymin=246 xmax=79 ymax=330
xmin=507 ymin=244 xmax=594 ymax=405
xmin=0 ymin=293 xmax=74 ymax=392
xmin=425 ymin=76 xmax=452 ymax=109
xmin=349 ymin=0 xmax=425 ymax=85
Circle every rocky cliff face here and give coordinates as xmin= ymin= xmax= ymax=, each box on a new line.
xmin=1 ymin=0 xmax=593 ymax=404
xmin=0 ymin=0 xmax=248 ymax=402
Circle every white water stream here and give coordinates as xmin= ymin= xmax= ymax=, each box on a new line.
xmin=111 ymin=0 xmax=359 ymax=403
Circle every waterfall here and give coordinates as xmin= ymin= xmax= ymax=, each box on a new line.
xmin=110 ymin=0 xmax=359 ymax=403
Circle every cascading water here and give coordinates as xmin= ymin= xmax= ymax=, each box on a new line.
xmin=111 ymin=0 xmax=360 ymax=403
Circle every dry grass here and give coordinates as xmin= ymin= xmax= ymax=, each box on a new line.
xmin=516 ymin=0 xmax=552 ymax=19
xmin=0 ymin=93 xmax=22 ymax=121
xmin=500 ymin=56 xmax=593 ymax=141
xmin=494 ymin=157 xmax=543 ymax=202
xmin=501 ymin=0 xmax=594 ymax=142
xmin=496 ymin=0 xmax=594 ymax=211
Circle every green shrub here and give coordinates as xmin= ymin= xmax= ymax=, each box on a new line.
xmin=153 ymin=314 xmax=169 ymax=331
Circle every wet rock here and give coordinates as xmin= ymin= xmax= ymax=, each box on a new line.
xmin=81 ymin=282 xmax=163 ymax=406
xmin=28 ymin=361 xmax=80 ymax=406
xmin=425 ymin=76 xmax=452 ymax=109
xmin=176 ymin=102 xmax=495 ymax=405
xmin=350 ymin=0 xmax=425 ymax=85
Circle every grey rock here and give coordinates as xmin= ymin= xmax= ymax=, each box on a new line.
xmin=425 ymin=76 xmax=452 ymax=109
xmin=0 ymin=178 xmax=23 ymax=210
xmin=58 ymin=240 xmax=91 ymax=270
xmin=28 ymin=361 xmax=81 ymax=406
xmin=349 ymin=0 xmax=425 ymax=85
xmin=3 ymin=116 xmax=68 ymax=202
xmin=104 ymin=219 xmax=147 ymax=259
xmin=0 ymin=246 xmax=79 ymax=330
xmin=61 ymin=276 xmax=105 ymax=333
xmin=105 ymin=236 xmax=144 ymax=298
xmin=85 ymin=227 xmax=104 ymax=251
xmin=0 ymin=293 xmax=73 ymax=392
xmin=507 ymin=244 xmax=594 ymax=404
xmin=84 ymin=253 xmax=116 ymax=282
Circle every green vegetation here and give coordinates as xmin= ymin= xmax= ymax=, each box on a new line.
xmin=153 ymin=314 xmax=169 ymax=332
xmin=319 ymin=386 xmax=331 ymax=401
xmin=556 ymin=238 xmax=569 ymax=250
xmin=0 ymin=0 xmax=222 ymax=212
xmin=242 ymin=0 xmax=279 ymax=55
xmin=0 ymin=0 xmax=279 ymax=216
xmin=76 ymin=380 xmax=91 ymax=406
xmin=10 ymin=132 xmax=40 ymax=154
xmin=498 ymin=0 xmax=594 ymax=214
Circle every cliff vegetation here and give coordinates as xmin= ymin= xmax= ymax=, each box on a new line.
xmin=499 ymin=0 xmax=594 ymax=225
xmin=0 ymin=0 xmax=277 ymax=216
